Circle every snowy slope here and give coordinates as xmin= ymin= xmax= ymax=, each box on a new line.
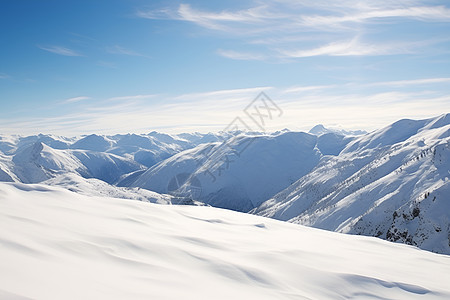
xmin=71 ymin=134 xmax=114 ymax=152
xmin=8 ymin=141 xmax=144 ymax=184
xmin=12 ymin=142 xmax=90 ymax=183
xmin=70 ymin=150 xmax=143 ymax=184
xmin=2 ymin=134 xmax=73 ymax=154
xmin=0 ymin=131 xmax=226 ymax=170
xmin=0 ymin=131 xmax=224 ymax=185
xmin=1 ymin=182 xmax=449 ymax=300
xmin=42 ymin=173 xmax=173 ymax=204
xmin=0 ymin=160 xmax=16 ymax=182
xmin=131 ymin=131 xmax=324 ymax=212
xmin=253 ymin=114 xmax=450 ymax=254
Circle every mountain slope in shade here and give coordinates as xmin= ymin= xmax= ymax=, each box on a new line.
xmin=253 ymin=114 xmax=450 ymax=254
xmin=131 ymin=131 xmax=326 ymax=212
xmin=71 ymin=150 xmax=143 ymax=184
xmin=71 ymin=134 xmax=114 ymax=152
xmin=1 ymin=182 xmax=449 ymax=300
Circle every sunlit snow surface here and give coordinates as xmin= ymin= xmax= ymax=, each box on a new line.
xmin=1 ymin=182 xmax=449 ymax=300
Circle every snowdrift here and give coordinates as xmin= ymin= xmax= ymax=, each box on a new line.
xmin=1 ymin=182 xmax=449 ymax=300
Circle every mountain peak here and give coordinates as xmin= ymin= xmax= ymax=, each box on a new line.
xmin=309 ymin=124 xmax=328 ymax=135
xmin=309 ymin=124 xmax=367 ymax=136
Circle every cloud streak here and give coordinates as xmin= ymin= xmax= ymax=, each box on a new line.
xmin=38 ymin=45 xmax=82 ymax=56
xmin=278 ymin=38 xmax=416 ymax=57
xmin=136 ymin=1 xmax=450 ymax=60
xmin=63 ymin=96 xmax=91 ymax=104
xmin=366 ymin=77 xmax=450 ymax=87
xmin=137 ymin=2 xmax=450 ymax=33
xmin=300 ymin=6 xmax=450 ymax=29
xmin=216 ymin=49 xmax=267 ymax=60
xmin=106 ymin=45 xmax=149 ymax=58
xmin=1 ymin=78 xmax=449 ymax=136
xmin=107 ymin=94 xmax=157 ymax=101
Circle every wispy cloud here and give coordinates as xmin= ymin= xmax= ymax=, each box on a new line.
xmin=173 ymin=87 xmax=272 ymax=101
xmin=176 ymin=3 xmax=278 ymax=30
xmin=63 ymin=96 xmax=90 ymax=104
xmin=1 ymin=80 xmax=449 ymax=135
xmin=0 ymin=73 xmax=10 ymax=79
xmin=38 ymin=45 xmax=82 ymax=56
xmin=216 ymin=49 xmax=266 ymax=60
xmin=282 ymin=84 xmax=338 ymax=94
xmin=278 ymin=38 xmax=415 ymax=58
xmin=106 ymin=45 xmax=149 ymax=58
xmin=366 ymin=77 xmax=450 ymax=87
xmin=137 ymin=2 xmax=450 ymax=33
xmin=300 ymin=6 xmax=450 ymax=29
xmin=136 ymin=1 xmax=450 ymax=60
xmin=138 ymin=4 xmax=278 ymax=31
xmin=108 ymin=94 xmax=157 ymax=101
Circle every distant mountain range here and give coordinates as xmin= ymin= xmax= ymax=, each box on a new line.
xmin=1 ymin=114 xmax=448 ymax=254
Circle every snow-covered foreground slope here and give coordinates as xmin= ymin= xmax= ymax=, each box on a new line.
xmin=42 ymin=173 xmax=173 ymax=204
xmin=253 ymin=114 xmax=450 ymax=254
xmin=1 ymin=182 xmax=450 ymax=300
xmin=41 ymin=173 xmax=207 ymax=206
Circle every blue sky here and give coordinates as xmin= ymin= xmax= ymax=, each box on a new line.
xmin=1 ymin=0 xmax=449 ymax=135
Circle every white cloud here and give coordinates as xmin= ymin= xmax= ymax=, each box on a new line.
xmin=136 ymin=1 xmax=450 ymax=60
xmin=2 ymin=79 xmax=449 ymax=136
xmin=366 ymin=77 xmax=450 ymax=87
xmin=278 ymin=37 xmax=419 ymax=57
xmin=63 ymin=96 xmax=91 ymax=104
xmin=282 ymin=84 xmax=337 ymax=94
xmin=300 ymin=6 xmax=450 ymax=29
xmin=107 ymin=94 xmax=157 ymax=101
xmin=216 ymin=49 xmax=267 ymax=60
xmin=137 ymin=3 xmax=287 ymax=32
xmin=173 ymin=87 xmax=272 ymax=101
xmin=137 ymin=2 xmax=450 ymax=33
xmin=177 ymin=3 xmax=276 ymax=29
xmin=38 ymin=45 xmax=82 ymax=56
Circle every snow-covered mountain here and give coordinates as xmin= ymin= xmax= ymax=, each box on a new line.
xmin=0 ymin=131 xmax=229 ymax=184
xmin=1 ymin=182 xmax=449 ymax=300
xmin=309 ymin=124 xmax=367 ymax=136
xmin=0 ymin=131 xmax=236 ymax=205
xmin=9 ymin=141 xmax=143 ymax=184
xmin=253 ymin=114 xmax=450 ymax=254
xmin=42 ymin=173 xmax=171 ymax=204
xmin=1 ymin=115 xmax=449 ymax=254
xmin=130 ymin=131 xmax=335 ymax=212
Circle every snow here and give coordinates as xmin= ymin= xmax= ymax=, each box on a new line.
xmin=253 ymin=114 xmax=450 ymax=254
xmin=1 ymin=182 xmax=449 ymax=300
xmin=71 ymin=134 xmax=115 ymax=152
xmin=131 ymin=131 xmax=323 ymax=211
xmin=309 ymin=124 xmax=366 ymax=136
xmin=0 ymin=115 xmax=449 ymax=254
xmin=71 ymin=150 xmax=143 ymax=184
xmin=42 ymin=173 xmax=173 ymax=204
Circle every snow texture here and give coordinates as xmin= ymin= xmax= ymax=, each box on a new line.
xmin=1 ymin=182 xmax=449 ymax=300
xmin=253 ymin=114 xmax=450 ymax=254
